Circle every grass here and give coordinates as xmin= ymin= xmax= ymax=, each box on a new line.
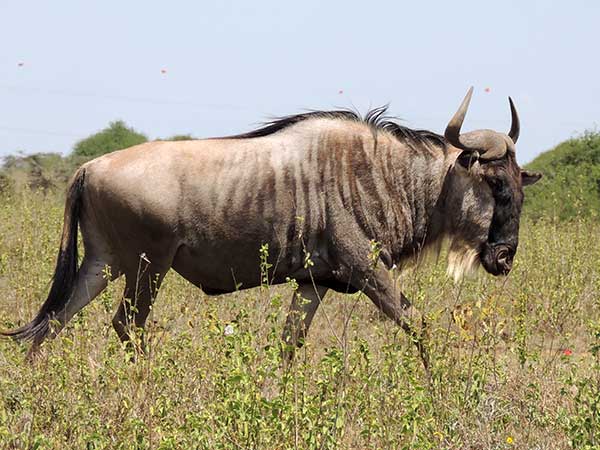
xmin=0 ymin=189 xmax=599 ymax=449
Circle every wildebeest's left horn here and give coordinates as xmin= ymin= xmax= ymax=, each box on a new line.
xmin=508 ymin=97 xmax=520 ymax=144
xmin=444 ymin=87 xmax=474 ymax=152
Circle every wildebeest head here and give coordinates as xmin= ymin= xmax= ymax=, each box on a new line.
xmin=443 ymin=87 xmax=541 ymax=279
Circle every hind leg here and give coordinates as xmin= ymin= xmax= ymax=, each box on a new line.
xmin=112 ymin=264 xmax=168 ymax=355
xmin=29 ymin=256 xmax=114 ymax=355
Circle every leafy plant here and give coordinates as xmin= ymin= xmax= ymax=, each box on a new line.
xmin=72 ymin=120 xmax=147 ymax=158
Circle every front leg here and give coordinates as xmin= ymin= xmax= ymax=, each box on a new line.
xmin=355 ymin=264 xmax=429 ymax=369
xmin=281 ymin=283 xmax=328 ymax=361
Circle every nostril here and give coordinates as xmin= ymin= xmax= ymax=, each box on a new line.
xmin=498 ymin=258 xmax=509 ymax=271
xmin=495 ymin=247 xmax=512 ymax=274
xmin=499 ymin=257 xmax=512 ymax=274
xmin=496 ymin=249 xmax=508 ymax=262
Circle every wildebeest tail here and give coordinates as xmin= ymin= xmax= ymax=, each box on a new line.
xmin=1 ymin=167 xmax=86 ymax=344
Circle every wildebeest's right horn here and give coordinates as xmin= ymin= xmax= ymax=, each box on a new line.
xmin=508 ymin=97 xmax=520 ymax=144
xmin=445 ymin=87 xmax=475 ymax=152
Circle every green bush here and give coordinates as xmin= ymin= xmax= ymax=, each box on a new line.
xmin=72 ymin=120 xmax=147 ymax=158
xmin=163 ymin=134 xmax=194 ymax=141
xmin=524 ymin=130 xmax=600 ymax=221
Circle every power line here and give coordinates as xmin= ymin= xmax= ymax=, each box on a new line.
xmin=0 ymin=83 xmax=252 ymax=111
xmin=0 ymin=83 xmax=595 ymax=140
xmin=0 ymin=124 xmax=81 ymax=138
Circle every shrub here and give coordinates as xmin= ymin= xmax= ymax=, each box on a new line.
xmin=524 ymin=130 xmax=600 ymax=221
xmin=0 ymin=152 xmax=75 ymax=193
xmin=72 ymin=120 xmax=147 ymax=158
xmin=163 ymin=134 xmax=194 ymax=141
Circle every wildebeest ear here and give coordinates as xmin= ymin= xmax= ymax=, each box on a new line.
xmin=456 ymin=150 xmax=479 ymax=169
xmin=521 ymin=170 xmax=542 ymax=186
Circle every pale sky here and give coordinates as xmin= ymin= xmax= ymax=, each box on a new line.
xmin=0 ymin=1 xmax=598 ymax=164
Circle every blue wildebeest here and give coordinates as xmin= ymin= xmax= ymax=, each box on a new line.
xmin=2 ymin=88 xmax=541 ymax=366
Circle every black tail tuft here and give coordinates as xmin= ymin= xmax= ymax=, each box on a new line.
xmin=1 ymin=168 xmax=86 ymax=345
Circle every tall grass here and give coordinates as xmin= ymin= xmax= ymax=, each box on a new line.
xmin=0 ymin=190 xmax=599 ymax=449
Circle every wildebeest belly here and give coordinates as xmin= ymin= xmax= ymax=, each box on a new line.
xmin=170 ymin=237 xmax=333 ymax=295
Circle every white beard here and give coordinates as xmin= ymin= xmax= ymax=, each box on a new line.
xmin=446 ymin=241 xmax=481 ymax=282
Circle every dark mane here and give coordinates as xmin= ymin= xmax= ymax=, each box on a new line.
xmin=225 ymin=106 xmax=447 ymax=148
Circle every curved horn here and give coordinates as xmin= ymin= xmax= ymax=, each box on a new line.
xmin=508 ymin=97 xmax=520 ymax=144
xmin=476 ymin=133 xmax=509 ymax=161
xmin=444 ymin=87 xmax=474 ymax=151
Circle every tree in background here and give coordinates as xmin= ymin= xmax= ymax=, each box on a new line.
xmin=72 ymin=120 xmax=147 ymax=158
xmin=1 ymin=121 xmax=148 ymax=192
xmin=1 ymin=152 xmax=74 ymax=192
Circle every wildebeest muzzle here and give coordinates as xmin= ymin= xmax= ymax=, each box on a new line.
xmin=480 ymin=243 xmax=514 ymax=276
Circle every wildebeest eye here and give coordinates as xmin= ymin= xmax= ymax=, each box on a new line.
xmin=457 ymin=152 xmax=476 ymax=169
xmin=457 ymin=150 xmax=482 ymax=169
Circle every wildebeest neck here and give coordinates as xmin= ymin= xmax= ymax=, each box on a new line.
xmin=316 ymin=123 xmax=451 ymax=266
